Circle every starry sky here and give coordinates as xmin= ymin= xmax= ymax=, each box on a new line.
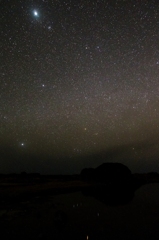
xmin=1 ymin=0 xmax=159 ymax=174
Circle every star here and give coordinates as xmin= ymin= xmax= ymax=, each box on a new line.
xmin=33 ymin=10 xmax=39 ymax=17
xmin=1 ymin=0 xmax=159 ymax=175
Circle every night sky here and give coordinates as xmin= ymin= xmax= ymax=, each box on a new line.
xmin=1 ymin=0 xmax=159 ymax=174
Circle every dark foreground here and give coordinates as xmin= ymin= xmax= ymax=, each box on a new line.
xmin=0 ymin=173 xmax=159 ymax=240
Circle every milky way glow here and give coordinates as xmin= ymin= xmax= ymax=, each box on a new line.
xmin=1 ymin=1 xmax=159 ymax=174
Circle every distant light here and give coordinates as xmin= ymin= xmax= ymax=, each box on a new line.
xmin=21 ymin=143 xmax=25 ymax=147
xmin=33 ymin=10 xmax=39 ymax=17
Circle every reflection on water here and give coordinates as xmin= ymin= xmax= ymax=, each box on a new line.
xmin=81 ymin=184 xmax=135 ymax=205
xmin=53 ymin=183 xmax=159 ymax=240
xmin=1 ymin=183 xmax=159 ymax=239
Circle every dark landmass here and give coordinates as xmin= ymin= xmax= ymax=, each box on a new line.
xmin=0 ymin=162 xmax=159 ymax=205
xmin=0 ymin=163 xmax=159 ymax=240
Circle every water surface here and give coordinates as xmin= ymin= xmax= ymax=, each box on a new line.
xmin=1 ymin=183 xmax=159 ymax=239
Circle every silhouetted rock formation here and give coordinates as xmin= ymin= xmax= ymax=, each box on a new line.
xmin=80 ymin=163 xmax=134 ymax=205
xmin=81 ymin=162 xmax=132 ymax=183
xmin=95 ymin=162 xmax=132 ymax=183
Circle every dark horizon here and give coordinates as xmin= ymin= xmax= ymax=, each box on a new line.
xmin=1 ymin=140 xmax=159 ymax=175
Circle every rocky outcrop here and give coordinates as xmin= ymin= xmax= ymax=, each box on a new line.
xmin=81 ymin=162 xmax=132 ymax=183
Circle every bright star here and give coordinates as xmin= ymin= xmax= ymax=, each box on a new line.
xmin=21 ymin=143 xmax=25 ymax=147
xmin=33 ymin=10 xmax=39 ymax=17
